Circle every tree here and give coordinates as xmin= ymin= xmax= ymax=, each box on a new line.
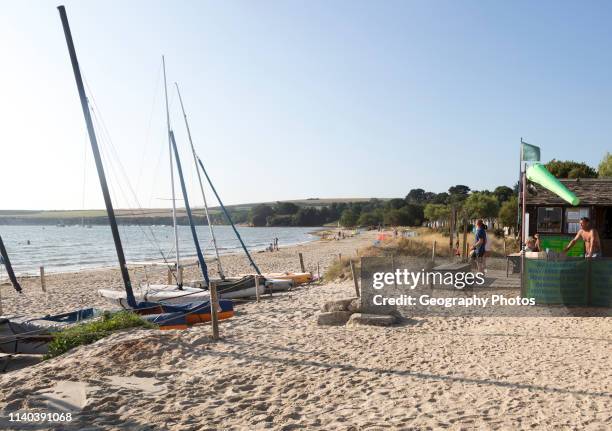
xmin=598 ymin=152 xmax=612 ymax=178
xmin=405 ymin=189 xmax=426 ymax=204
xmin=432 ymin=192 xmax=450 ymax=205
xmin=448 ymin=185 xmax=471 ymax=196
xmin=498 ymin=196 xmax=518 ymax=231
xmin=292 ymin=208 xmax=323 ymax=226
xmin=357 ymin=211 xmax=382 ymax=226
xmin=274 ymin=201 xmax=300 ymax=215
xmin=386 ymin=198 xmax=405 ymax=210
xmin=463 ymin=193 xmax=499 ymax=220
xmin=545 ymin=159 xmax=597 ymax=179
xmin=424 ymin=204 xmax=450 ymax=223
xmin=339 ymin=209 xmax=359 ymax=227
xmin=423 ymin=204 xmax=450 ymax=230
xmin=448 ymin=185 xmax=471 ymax=205
xmin=493 ymin=186 xmax=515 ymax=204
xmin=249 ymin=204 xmax=275 ymax=226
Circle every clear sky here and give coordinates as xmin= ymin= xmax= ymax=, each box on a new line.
xmin=1 ymin=0 xmax=611 ymax=210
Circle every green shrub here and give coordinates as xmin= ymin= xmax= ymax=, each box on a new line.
xmin=45 ymin=311 xmax=156 ymax=359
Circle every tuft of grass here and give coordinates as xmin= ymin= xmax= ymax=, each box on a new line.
xmin=45 ymin=311 xmax=157 ymax=359
xmin=324 ymin=257 xmax=360 ymax=281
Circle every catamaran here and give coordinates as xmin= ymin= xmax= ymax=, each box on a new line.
xmin=55 ymin=5 xmax=234 ymax=327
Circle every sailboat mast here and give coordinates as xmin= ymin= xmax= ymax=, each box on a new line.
xmin=0 ymin=235 xmax=22 ymax=293
xmin=162 ymin=57 xmax=182 ymax=287
xmin=169 ymin=131 xmax=210 ymax=286
xmin=175 ymin=83 xmax=225 ymax=279
xmin=57 ymin=5 xmax=136 ymax=308
xmin=196 ymin=157 xmax=262 ymax=275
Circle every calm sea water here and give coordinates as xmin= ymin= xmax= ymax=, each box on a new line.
xmin=0 ymin=225 xmax=321 ymax=275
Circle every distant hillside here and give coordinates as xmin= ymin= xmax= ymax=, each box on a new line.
xmin=0 ymin=198 xmax=386 ymax=226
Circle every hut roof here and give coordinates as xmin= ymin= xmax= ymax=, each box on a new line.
xmin=526 ymin=178 xmax=612 ymax=206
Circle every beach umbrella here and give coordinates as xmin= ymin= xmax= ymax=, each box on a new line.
xmin=526 ymin=163 xmax=580 ymax=206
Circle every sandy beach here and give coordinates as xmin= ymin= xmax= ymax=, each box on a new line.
xmin=0 ymin=231 xmax=610 ymax=430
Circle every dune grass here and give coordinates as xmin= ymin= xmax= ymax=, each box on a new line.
xmin=324 ymin=257 xmax=360 ymax=281
xmin=45 ymin=311 xmax=157 ymax=359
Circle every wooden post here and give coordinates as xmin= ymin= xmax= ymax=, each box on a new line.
xmin=40 ymin=266 xmax=46 ymax=292
xmin=350 ymin=259 xmax=360 ymax=297
xmin=462 ymin=219 xmax=468 ymax=262
xmin=432 ymin=241 xmax=436 ymax=263
xmin=210 ymin=282 xmax=220 ymax=340
xmin=449 ymin=206 xmax=454 ymax=254
xmin=255 ymin=275 xmax=261 ymax=303
xmin=167 ymin=268 xmax=172 ymax=285
xmin=298 ymin=253 xmax=305 ymax=273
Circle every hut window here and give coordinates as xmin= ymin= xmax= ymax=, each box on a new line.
xmin=537 ymin=207 xmax=562 ymax=233
xmin=566 ymin=208 xmax=590 ymax=234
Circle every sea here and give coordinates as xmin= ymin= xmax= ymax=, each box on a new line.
xmin=0 ymin=225 xmax=321 ymax=276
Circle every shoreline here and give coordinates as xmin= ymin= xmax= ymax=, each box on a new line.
xmin=0 ymin=229 xmax=373 ymax=317
xmin=1 ymin=226 xmax=327 ymax=278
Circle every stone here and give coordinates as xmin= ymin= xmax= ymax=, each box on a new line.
xmin=347 ymin=298 xmax=362 ymax=313
xmin=321 ymin=298 xmax=357 ymax=312
xmin=317 ymin=311 xmax=352 ymax=326
xmin=346 ymin=313 xmax=397 ymax=327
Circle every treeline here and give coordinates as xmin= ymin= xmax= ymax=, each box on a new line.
xmin=247 ymin=185 xmax=517 ymax=228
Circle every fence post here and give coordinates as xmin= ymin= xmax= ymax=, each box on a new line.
xmin=298 ymin=253 xmax=305 ymax=273
xmin=210 ymin=282 xmax=220 ymax=340
xmin=40 ymin=266 xmax=46 ymax=292
xmin=350 ymin=259 xmax=360 ymax=298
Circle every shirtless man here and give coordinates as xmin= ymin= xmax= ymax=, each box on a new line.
xmin=564 ymin=217 xmax=602 ymax=258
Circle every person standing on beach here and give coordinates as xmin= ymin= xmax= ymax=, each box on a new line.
xmin=564 ymin=217 xmax=602 ymax=258
xmin=470 ymin=220 xmax=487 ymax=273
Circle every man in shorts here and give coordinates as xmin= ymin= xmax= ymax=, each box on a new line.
xmin=564 ymin=217 xmax=602 ymax=258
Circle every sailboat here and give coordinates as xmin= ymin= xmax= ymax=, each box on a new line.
xmin=55 ymin=5 xmax=234 ymax=326
xmin=97 ymin=65 xmax=280 ymax=306
xmin=0 ymin=235 xmax=107 ymax=354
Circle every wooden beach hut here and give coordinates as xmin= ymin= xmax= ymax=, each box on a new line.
xmin=524 ymin=178 xmax=612 ymax=256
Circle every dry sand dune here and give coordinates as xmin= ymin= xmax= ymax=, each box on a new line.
xmin=0 ymin=231 xmax=610 ymax=430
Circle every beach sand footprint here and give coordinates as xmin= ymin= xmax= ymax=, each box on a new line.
xmin=105 ymin=375 xmax=167 ymax=395
xmin=37 ymin=380 xmax=96 ymax=412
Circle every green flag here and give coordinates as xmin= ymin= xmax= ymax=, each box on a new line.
xmin=521 ymin=142 xmax=540 ymax=161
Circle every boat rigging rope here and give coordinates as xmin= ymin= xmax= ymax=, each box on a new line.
xmin=84 ymin=80 xmax=180 ymax=286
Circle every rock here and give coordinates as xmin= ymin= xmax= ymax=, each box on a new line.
xmin=317 ymin=311 xmax=352 ymax=326
xmin=346 ymin=313 xmax=397 ymax=327
xmin=347 ymin=298 xmax=362 ymax=313
xmin=321 ymin=298 xmax=357 ymax=312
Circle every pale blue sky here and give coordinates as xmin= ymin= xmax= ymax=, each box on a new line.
xmin=1 ymin=0 xmax=611 ymax=210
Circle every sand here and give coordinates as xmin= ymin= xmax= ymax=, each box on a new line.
xmin=0 ymin=230 xmax=610 ymax=430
